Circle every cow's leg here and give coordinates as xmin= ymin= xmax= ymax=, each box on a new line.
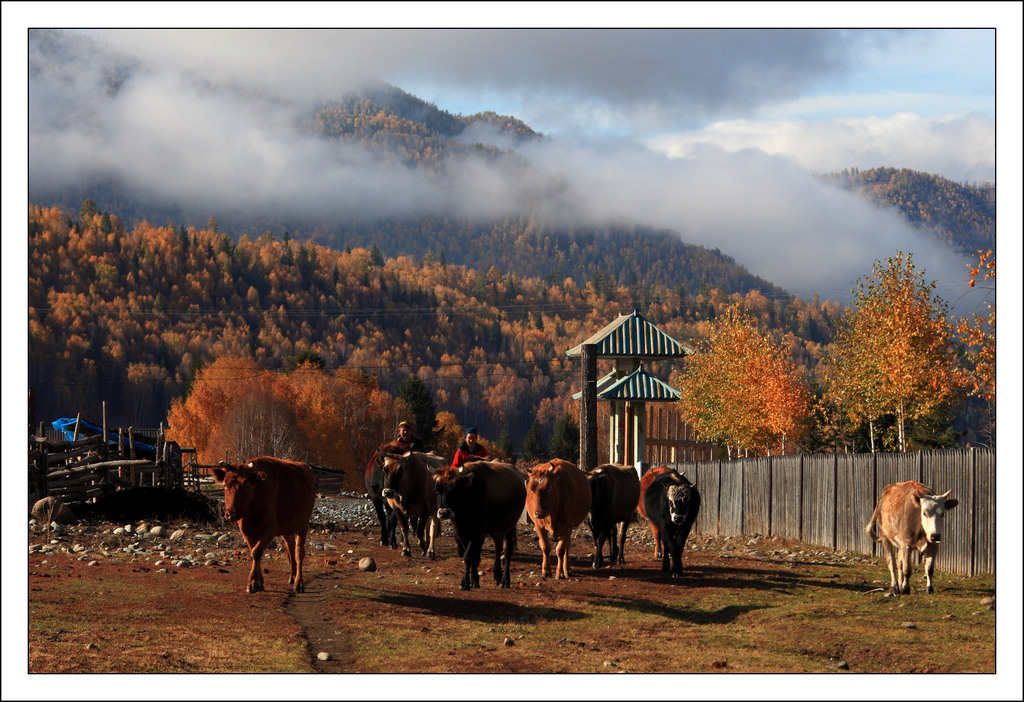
xmin=897 ymin=545 xmax=912 ymax=595
xmin=463 ymin=539 xmax=483 ymax=590
xmin=497 ymin=530 xmax=516 ymax=588
xmin=491 ymin=535 xmax=504 ymax=586
xmin=921 ymin=542 xmax=938 ymax=594
xmin=592 ymin=524 xmax=606 ymax=570
xmin=282 ymin=532 xmax=298 ymax=586
xmin=614 ymin=521 xmax=627 ymax=565
xmin=660 ymin=533 xmax=672 ymax=573
xmin=670 ymin=540 xmax=684 ymax=577
xmin=414 ymin=511 xmax=429 ymax=557
xmin=425 ymin=516 xmax=438 ymax=560
xmin=536 ymin=527 xmax=553 ymax=578
xmin=650 ymin=523 xmax=663 ymax=559
xmin=244 ymin=532 xmax=272 ymax=594
xmin=881 ymin=539 xmax=899 ymax=596
xmin=555 ymin=536 xmax=571 ymax=579
xmin=293 ymin=529 xmax=308 ymax=593
xmin=395 ymin=511 xmax=412 ymax=557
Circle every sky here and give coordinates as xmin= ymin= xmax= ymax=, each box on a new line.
xmin=6 ymin=4 xmax=1024 ymax=693
xmin=7 ymin=7 xmax=1018 ymax=310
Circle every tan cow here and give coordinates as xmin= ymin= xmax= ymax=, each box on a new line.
xmin=213 ymin=457 xmax=318 ymax=594
xmin=526 ymin=458 xmax=592 ymax=579
xmin=865 ymin=480 xmax=958 ymax=596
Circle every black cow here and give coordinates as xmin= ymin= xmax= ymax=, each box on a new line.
xmin=434 ymin=460 xmax=526 ymax=590
xmin=586 ymin=463 xmax=641 ymax=568
xmin=642 ymin=471 xmax=701 ymax=577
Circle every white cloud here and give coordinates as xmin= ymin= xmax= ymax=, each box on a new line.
xmin=646 ymin=111 xmax=995 ymax=184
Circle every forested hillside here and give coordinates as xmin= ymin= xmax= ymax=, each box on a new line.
xmin=28 ymin=203 xmax=839 ymax=448
xmin=817 ymin=167 xmax=994 ymax=256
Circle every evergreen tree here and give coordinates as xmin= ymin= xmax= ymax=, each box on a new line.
xmin=550 ymin=412 xmax=580 ymax=463
xmin=79 ymin=197 xmax=98 ymax=225
xmin=397 ymin=375 xmax=438 ymax=448
xmin=497 ymin=430 xmax=515 ymax=461
xmin=522 ymin=422 xmax=548 ymax=462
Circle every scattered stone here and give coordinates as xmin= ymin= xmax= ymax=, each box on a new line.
xmin=87 ymin=560 xmax=99 ymax=566
xmin=901 ymin=622 xmax=917 ymax=629
xmin=711 ymin=660 xmax=727 ymax=669
xmin=503 ymin=637 xmax=515 ymax=647
xmin=113 ymin=527 xmax=126 ymax=535
xmin=150 ymin=526 xmax=167 ymax=538
xmin=317 ymin=651 xmax=332 ymax=661
xmin=358 ymin=557 xmax=377 ymax=572
xmin=169 ymin=529 xmax=186 ymax=541
xmin=979 ymin=596 xmax=995 ymax=606
xmin=942 ymin=614 xmax=956 ymax=621
xmin=85 ymin=643 xmax=99 ymax=651
xmin=603 ymin=660 xmax=617 ymax=668
xmin=837 ymin=661 xmax=849 ymax=670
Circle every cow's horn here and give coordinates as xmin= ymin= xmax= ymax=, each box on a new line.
xmin=937 ymin=489 xmax=952 ymax=499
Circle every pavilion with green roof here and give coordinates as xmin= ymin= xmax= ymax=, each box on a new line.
xmin=567 ymin=310 xmax=692 ymax=467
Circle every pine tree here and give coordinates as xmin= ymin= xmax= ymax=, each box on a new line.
xmin=522 ymin=422 xmax=548 ymax=462
xmin=396 ymin=375 xmax=438 ymax=448
xmin=550 ymin=412 xmax=580 ymax=463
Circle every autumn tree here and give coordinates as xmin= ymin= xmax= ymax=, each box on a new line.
xmin=957 ymin=248 xmax=995 ymax=402
xmin=673 ymin=304 xmax=810 ymax=457
xmin=823 ymin=252 xmax=964 ymax=452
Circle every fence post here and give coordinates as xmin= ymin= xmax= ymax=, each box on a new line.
xmin=580 ymin=343 xmax=598 ymax=472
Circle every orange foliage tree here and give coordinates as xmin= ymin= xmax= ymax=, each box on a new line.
xmin=957 ymin=248 xmax=995 ymax=403
xmin=167 ymin=356 xmax=403 ymax=491
xmin=673 ymin=305 xmax=810 ymax=457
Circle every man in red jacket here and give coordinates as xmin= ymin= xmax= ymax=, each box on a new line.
xmin=451 ymin=426 xmax=488 ymax=467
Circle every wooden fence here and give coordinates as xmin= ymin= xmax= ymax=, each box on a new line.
xmin=662 ymin=448 xmax=995 ymax=576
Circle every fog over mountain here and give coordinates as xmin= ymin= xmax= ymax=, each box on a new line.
xmin=27 ymin=29 xmax=995 ymax=313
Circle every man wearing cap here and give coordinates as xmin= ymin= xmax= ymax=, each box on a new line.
xmin=395 ymin=421 xmax=424 ymax=452
xmin=452 ymin=426 xmax=489 ymax=467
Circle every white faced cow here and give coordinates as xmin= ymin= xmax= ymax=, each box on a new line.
xmin=865 ymin=480 xmax=958 ymax=596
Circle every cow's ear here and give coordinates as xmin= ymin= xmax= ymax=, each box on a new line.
xmin=911 ymin=493 xmax=921 ymax=507
xmin=944 ymin=498 xmax=959 ymax=510
xmin=212 ymin=467 xmax=227 ymax=483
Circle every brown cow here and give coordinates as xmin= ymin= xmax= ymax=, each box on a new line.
xmin=381 ymin=452 xmax=447 ymax=559
xmin=213 ymin=457 xmax=318 ymax=594
xmin=526 ymin=458 xmax=592 ymax=579
xmin=586 ymin=463 xmax=641 ymax=568
xmin=637 ymin=465 xmax=674 ymax=558
xmin=865 ymin=480 xmax=959 ymax=596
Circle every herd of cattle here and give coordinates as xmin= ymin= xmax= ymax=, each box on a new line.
xmin=212 ymin=451 xmax=957 ymax=599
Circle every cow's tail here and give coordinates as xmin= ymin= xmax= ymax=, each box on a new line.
xmin=864 ymin=502 xmax=882 ymax=542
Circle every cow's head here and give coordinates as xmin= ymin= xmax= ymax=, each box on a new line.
xmin=917 ymin=490 xmax=958 ymax=544
xmin=527 ymin=463 xmax=557 ymax=520
xmin=434 ymin=466 xmax=467 ymax=520
xmin=380 ymin=452 xmax=410 ymax=503
xmin=667 ymin=482 xmax=698 ymax=525
xmin=212 ymin=461 xmax=265 ymax=522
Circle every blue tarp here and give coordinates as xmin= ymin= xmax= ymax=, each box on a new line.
xmin=50 ymin=417 xmax=170 ymax=457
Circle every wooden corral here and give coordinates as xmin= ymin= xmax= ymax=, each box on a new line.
xmin=29 ymin=414 xmax=185 ymax=505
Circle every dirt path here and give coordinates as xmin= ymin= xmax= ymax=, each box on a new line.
xmin=284 ymin=567 xmax=357 ymax=673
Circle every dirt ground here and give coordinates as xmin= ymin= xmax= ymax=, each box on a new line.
xmin=26 ymin=498 xmax=998 ymax=677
